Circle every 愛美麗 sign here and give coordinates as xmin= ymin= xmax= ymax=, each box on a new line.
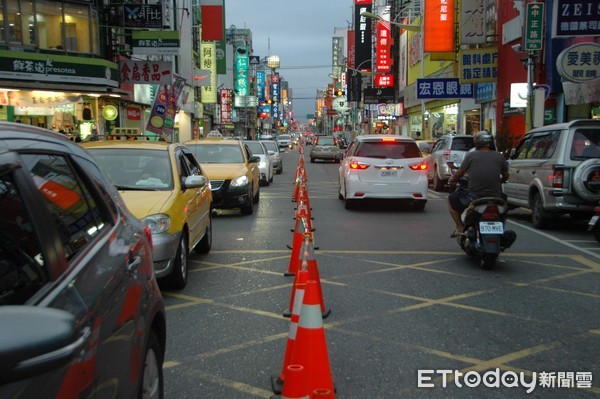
xmin=0 ymin=50 xmax=118 ymax=87
xmin=556 ymin=42 xmax=600 ymax=83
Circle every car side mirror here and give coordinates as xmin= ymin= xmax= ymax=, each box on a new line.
xmin=183 ymin=175 xmax=208 ymax=189
xmin=267 ymin=150 xmax=275 ymax=156
xmin=249 ymin=155 xmax=261 ymax=163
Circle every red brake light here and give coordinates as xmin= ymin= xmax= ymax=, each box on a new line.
xmin=552 ymin=168 xmax=564 ymax=188
xmin=349 ymin=160 xmax=370 ymax=170
xmin=381 ymin=137 xmax=397 ymax=142
xmin=481 ymin=205 xmax=500 ymax=221
xmin=408 ymin=161 xmax=428 ymax=171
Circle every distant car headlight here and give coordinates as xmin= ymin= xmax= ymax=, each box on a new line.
xmin=141 ymin=214 xmax=171 ymax=234
xmin=230 ymin=175 xmax=249 ymax=187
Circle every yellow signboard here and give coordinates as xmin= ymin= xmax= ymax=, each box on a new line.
xmin=458 ymin=48 xmax=498 ymax=84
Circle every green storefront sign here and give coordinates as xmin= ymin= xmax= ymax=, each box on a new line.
xmin=0 ymin=50 xmax=119 ymax=87
xmin=132 ymin=31 xmax=180 ymax=56
xmin=524 ymin=2 xmax=544 ymax=51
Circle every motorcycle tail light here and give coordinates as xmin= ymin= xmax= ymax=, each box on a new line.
xmin=481 ymin=205 xmax=500 ymax=221
xmin=552 ymin=168 xmax=564 ymax=188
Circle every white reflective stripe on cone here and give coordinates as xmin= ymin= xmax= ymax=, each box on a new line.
xmin=298 ymin=304 xmax=323 ymax=329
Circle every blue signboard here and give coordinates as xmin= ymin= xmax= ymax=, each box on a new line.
xmin=256 ymin=70 xmax=266 ymax=102
xmin=416 ymin=78 xmax=473 ymax=99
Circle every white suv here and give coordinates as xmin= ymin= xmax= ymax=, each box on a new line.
xmin=426 ymin=134 xmax=475 ymax=191
xmin=503 ymin=120 xmax=600 ymax=228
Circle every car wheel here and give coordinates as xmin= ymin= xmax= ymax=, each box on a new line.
xmin=253 ymin=186 xmax=260 ymax=203
xmin=165 ymin=232 xmax=188 ymax=289
xmin=432 ymin=167 xmax=445 ymax=191
xmin=572 ymin=159 xmax=600 ymax=202
xmin=413 ymin=201 xmax=426 ymax=211
xmin=196 ymin=213 xmax=212 ymax=254
xmin=241 ymin=188 xmax=254 ymax=215
xmin=531 ymin=192 xmax=551 ymax=229
xmin=139 ymin=331 xmax=164 ymax=399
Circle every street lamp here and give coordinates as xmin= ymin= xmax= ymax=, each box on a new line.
xmin=360 ymin=11 xmax=422 ymax=32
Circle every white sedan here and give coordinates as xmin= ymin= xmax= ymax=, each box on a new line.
xmin=338 ymin=135 xmax=429 ymax=210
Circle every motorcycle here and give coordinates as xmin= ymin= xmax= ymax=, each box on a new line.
xmin=588 ymin=202 xmax=600 ymax=243
xmin=449 ymin=162 xmax=517 ymax=270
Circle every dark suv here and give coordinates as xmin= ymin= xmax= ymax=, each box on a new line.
xmin=503 ymin=120 xmax=600 ymax=228
xmin=0 ymin=122 xmax=166 ymax=398
xmin=426 ymin=134 xmax=475 ymax=190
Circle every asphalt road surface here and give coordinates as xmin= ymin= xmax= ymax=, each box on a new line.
xmin=161 ymin=146 xmax=600 ymax=399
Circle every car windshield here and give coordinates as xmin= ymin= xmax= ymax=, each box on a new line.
xmin=451 ymin=138 xmax=475 ymax=151
xmin=571 ymin=129 xmax=600 ymax=159
xmin=279 ymin=135 xmax=291 ymax=141
xmin=317 ymin=137 xmax=336 ymax=146
xmin=87 ymin=149 xmax=173 ymax=190
xmin=188 ymin=144 xmax=245 ymax=164
xmin=354 ymin=141 xmax=421 ymax=159
xmin=245 ymin=141 xmax=266 ymax=155
xmin=261 ymin=141 xmax=278 ymax=152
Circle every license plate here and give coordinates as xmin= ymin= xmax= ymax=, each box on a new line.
xmin=380 ymin=170 xmax=398 ymax=177
xmin=589 ymin=215 xmax=599 ymax=228
xmin=479 ymin=221 xmax=504 ymax=234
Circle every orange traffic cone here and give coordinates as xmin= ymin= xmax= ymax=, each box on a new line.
xmin=286 ymin=217 xmax=309 ymax=276
xmin=272 ymin=270 xmax=308 ymax=394
xmin=302 ymin=237 xmax=330 ymax=319
xmin=289 ymin=280 xmax=335 ymax=395
xmin=270 ymin=365 xmax=308 ymax=399
xmin=312 ymin=388 xmax=335 ymax=398
xmin=295 ymin=199 xmax=313 ymax=233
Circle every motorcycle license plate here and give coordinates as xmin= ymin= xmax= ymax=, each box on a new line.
xmin=479 ymin=221 xmax=504 ymax=234
xmin=589 ymin=215 xmax=599 ymax=228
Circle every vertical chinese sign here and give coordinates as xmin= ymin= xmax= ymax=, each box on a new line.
xmin=424 ymin=0 xmax=455 ymax=52
xmin=354 ymin=0 xmax=373 ymax=71
xmin=200 ymin=42 xmax=217 ymax=103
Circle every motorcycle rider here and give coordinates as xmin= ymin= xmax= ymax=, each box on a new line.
xmin=448 ymin=131 xmax=509 ymax=238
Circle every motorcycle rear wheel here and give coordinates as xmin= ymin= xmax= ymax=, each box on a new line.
xmin=480 ymin=253 xmax=498 ymax=270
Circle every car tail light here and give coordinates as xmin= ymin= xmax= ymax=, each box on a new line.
xmin=551 ymin=167 xmax=564 ymax=188
xmin=144 ymin=226 xmax=153 ymax=251
xmin=481 ymin=205 xmax=500 ymax=221
xmin=381 ymin=137 xmax=397 ymax=142
xmin=349 ymin=160 xmax=370 ymax=170
xmin=443 ymin=149 xmax=451 ymax=160
xmin=594 ymin=205 xmax=600 ymax=213
xmin=409 ymin=161 xmax=428 ymax=171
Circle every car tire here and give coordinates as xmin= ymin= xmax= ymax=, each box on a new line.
xmin=253 ymin=186 xmax=260 ymax=203
xmin=241 ymin=188 xmax=254 ymax=215
xmin=196 ymin=213 xmax=212 ymax=254
xmin=433 ymin=166 xmax=445 ymax=191
xmin=413 ymin=201 xmax=426 ymax=211
xmin=165 ymin=232 xmax=188 ymax=289
xmin=139 ymin=331 xmax=164 ymax=399
xmin=572 ymin=158 xmax=600 ymax=202
xmin=531 ymin=192 xmax=551 ymax=229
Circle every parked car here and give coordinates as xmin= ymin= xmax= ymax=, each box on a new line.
xmin=503 ymin=119 xmax=600 ymax=228
xmin=185 ymin=138 xmax=261 ymax=215
xmin=277 ymin=134 xmax=292 ymax=149
xmin=338 ymin=135 xmax=429 ymax=210
xmin=0 ymin=122 xmax=166 ymax=399
xmin=261 ymin=139 xmax=283 ymax=174
xmin=310 ymin=135 xmax=341 ymax=163
xmin=426 ymin=134 xmax=475 ymax=191
xmin=82 ymin=139 xmax=213 ymax=289
xmin=244 ymin=140 xmax=274 ymax=185
xmin=415 ymin=139 xmax=435 ymax=156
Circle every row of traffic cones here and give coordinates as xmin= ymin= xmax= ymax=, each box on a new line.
xmin=271 ymin=151 xmax=335 ymax=398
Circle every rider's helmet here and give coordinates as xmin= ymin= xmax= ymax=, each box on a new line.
xmin=473 ymin=131 xmax=494 ymax=149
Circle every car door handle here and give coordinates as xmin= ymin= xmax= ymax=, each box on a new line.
xmin=127 ymin=255 xmax=142 ymax=273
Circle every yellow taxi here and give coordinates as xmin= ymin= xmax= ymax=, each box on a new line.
xmin=185 ymin=137 xmax=261 ymax=215
xmin=81 ymin=139 xmax=213 ymax=289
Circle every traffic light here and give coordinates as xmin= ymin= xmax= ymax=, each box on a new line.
xmin=335 ymin=89 xmax=345 ymax=97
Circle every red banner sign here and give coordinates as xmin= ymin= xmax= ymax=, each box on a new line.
xmin=424 ymin=0 xmax=455 ymax=52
